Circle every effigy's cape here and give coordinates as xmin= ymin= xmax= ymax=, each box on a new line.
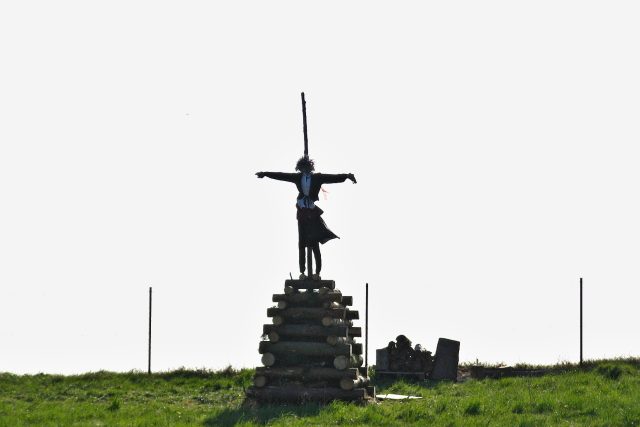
xmin=296 ymin=206 xmax=339 ymax=245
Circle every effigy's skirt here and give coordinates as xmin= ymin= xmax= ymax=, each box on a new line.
xmin=296 ymin=206 xmax=339 ymax=246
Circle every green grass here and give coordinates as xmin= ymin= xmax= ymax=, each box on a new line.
xmin=1 ymin=360 xmax=639 ymax=426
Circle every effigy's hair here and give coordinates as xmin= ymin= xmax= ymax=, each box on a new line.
xmin=295 ymin=156 xmax=315 ymax=172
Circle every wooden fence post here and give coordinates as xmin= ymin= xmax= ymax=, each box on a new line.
xmin=148 ymin=286 xmax=152 ymax=374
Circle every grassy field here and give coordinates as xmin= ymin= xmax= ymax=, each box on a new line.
xmin=1 ymin=359 xmax=639 ymax=426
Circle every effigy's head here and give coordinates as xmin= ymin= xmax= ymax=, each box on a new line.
xmin=295 ymin=156 xmax=315 ymax=173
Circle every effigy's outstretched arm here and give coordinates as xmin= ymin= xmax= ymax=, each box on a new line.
xmin=319 ymin=173 xmax=357 ymax=184
xmin=255 ymin=172 xmax=298 ymax=182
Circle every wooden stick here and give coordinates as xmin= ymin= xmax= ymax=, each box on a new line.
xmin=365 ymin=282 xmax=369 ymax=376
xmin=301 ymin=92 xmax=309 ymax=157
xmin=148 ymin=286 xmax=152 ymax=375
xmin=580 ymin=277 xmax=583 ymax=366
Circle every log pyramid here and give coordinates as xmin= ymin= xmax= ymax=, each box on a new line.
xmin=246 ymin=278 xmax=374 ymax=403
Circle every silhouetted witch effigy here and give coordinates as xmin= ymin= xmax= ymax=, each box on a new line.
xmin=247 ymin=93 xmax=373 ymax=404
xmin=256 ymin=157 xmax=356 ymax=280
xmin=256 ymin=91 xmax=356 ymax=280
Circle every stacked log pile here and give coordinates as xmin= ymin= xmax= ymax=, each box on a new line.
xmin=387 ymin=335 xmax=434 ymax=374
xmin=376 ymin=335 xmax=434 ymax=379
xmin=377 ymin=336 xmax=460 ymax=381
xmin=246 ymin=279 xmax=374 ymax=403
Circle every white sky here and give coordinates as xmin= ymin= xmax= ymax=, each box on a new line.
xmin=1 ymin=1 xmax=639 ymax=374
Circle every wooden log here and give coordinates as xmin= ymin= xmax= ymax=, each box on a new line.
xmin=339 ymin=376 xmax=368 ymax=391
xmin=285 ymin=279 xmax=335 ymax=290
xmin=255 ymin=367 xmax=359 ymax=381
xmin=326 ymin=336 xmax=355 ymax=346
xmin=284 ymin=286 xmax=296 ymax=295
xmin=259 ymin=353 xmax=334 ymax=368
xmin=352 ymin=343 xmax=363 ymax=355
xmin=268 ymin=331 xmax=279 ymax=342
xmin=318 ymin=286 xmax=331 ymax=295
xmin=272 ymin=316 xmax=284 ymax=326
xmin=267 ymin=307 xmax=358 ymax=321
xmin=347 ymin=309 xmax=359 ymax=320
xmin=259 ymin=341 xmax=351 ymax=357
xmin=348 ymin=327 xmax=362 ymax=337
xmin=321 ymin=298 xmax=353 ymax=308
xmin=253 ymin=375 xmax=267 ymax=387
xmin=322 ymin=317 xmax=353 ymax=327
xmin=431 ymin=338 xmax=460 ymax=381
xmin=323 ymin=301 xmax=343 ymax=309
xmin=263 ymin=324 xmax=361 ymax=338
xmin=273 ymin=291 xmax=341 ymax=303
xmin=334 ymin=354 xmax=363 ymax=370
xmin=277 ymin=301 xmax=287 ymax=309
xmin=247 ymin=385 xmax=366 ymax=403
xmin=323 ymin=339 xmax=361 ymax=355
xmin=272 ymin=291 xmax=347 ymax=305
xmin=261 ymin=353 xmax=276 ymax=367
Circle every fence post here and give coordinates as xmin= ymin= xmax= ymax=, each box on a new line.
xmin=365 ymin=282 xmax=369 ymax=376
xmin=580 ymin=278 xmax=583 ymax=366
xmin=148 ymin=286 xmax=152 ymax=374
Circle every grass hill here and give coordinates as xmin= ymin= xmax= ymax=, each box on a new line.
xmin=1 ymin=359 xmax=639 ymax=426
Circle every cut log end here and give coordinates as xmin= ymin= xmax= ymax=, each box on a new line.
xmin=254 ymin=375 xmax=267 ymax=387
xmin=334 ymin=354 xmax=363 ymax=370
xmin=268 ymin=331 xmax=280 ymax=342
xmin=277 ymin=301 xmax=288 ymax=309
xmin=339 ymin=378 xmax=355 ymax=390
xmin=334 ymin=356 xmax=348 ymax=370
xmin=261 ymin=353 xmax=276 ymax=367
xmin=272 ymin=316 xmax=284 ymax=326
